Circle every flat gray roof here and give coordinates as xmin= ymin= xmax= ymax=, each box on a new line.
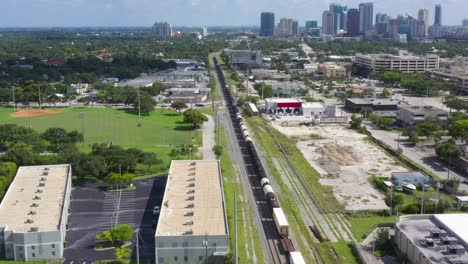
xmin=398 ymin=104 xmax=447 ymax=114
xmin=155 ymin=160 xmax=227 ymax=237
xmin=346 ymin=98 xmax=404 ymax=106
xmin=0 ymin=164 xmax=71 ymax=233
xmin=397 ymin=214 xmax=468 ymax=263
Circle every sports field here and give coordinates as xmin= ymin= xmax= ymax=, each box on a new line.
xmin=0 ymin=107 xmax=202 ymax=166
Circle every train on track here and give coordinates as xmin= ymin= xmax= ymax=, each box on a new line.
xmin=213 ymin=57 xmax=306 ymax=264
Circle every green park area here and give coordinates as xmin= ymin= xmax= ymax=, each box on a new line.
xmin=0 ymin=107 xmax=202 ymax=172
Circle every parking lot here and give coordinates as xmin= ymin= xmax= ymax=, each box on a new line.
xmin=63 ymin=176 xmax=167 ymax=263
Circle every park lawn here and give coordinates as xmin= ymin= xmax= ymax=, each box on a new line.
xmin=347 ymin=214 xmax=398 ymax=242
xmin=0 ymin=107 xmax=201 ymax=169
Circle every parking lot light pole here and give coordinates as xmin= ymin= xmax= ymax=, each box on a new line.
xmin=80 ymin=112 xmax=86 ymax=147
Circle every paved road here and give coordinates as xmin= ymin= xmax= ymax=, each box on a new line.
xmin=202 ymin=114 xmax=215 ymax=160
xmin=367 ymin=127 xmax=468 ymax=192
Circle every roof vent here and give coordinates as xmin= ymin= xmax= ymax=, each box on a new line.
xmin=30 ymin=227 xmax=39 ymax=232
xmin=36 ymin=189 xmax=43 ymax=193
xmin=33 ymin=196 xmax=41 ymax=200
xmin=425 ymin=238 xmax=434 ymax=247
xmin=184 ymin=211 xmax=194 ymax=217
xmin=43 ymin=168 xmax=49 ymax=171
xmin=188 ymin=183 xmax=195 ymax=187
xmin=29 ymin=211 xmax=37 ymax=215
xmin=183 ymin=229 xmax=193 ymax=235
xmin=42 ymin=172 xmax=49 ymax=176
xmin=187 ymin=189 xmax=195 ymax=194
xmin=187 ymin=196 xmax=194 ymax=201
xmin=40 ymin=177 xmax=47 ymax=182
xmin=31 ymin=203 xmax=39 ymax=207
xmin=164 ymin=201 xmax=169 ymax=207
xmin=188 ymin=167 xmax=196 ymax=171
xmin=188 ymin=172 xmax=196 ymax=176
xmin=25 ymin=219 xmax=34 ymax=224
xmin=184 ymin=220 xmax=194 ymax=226
xmin=186 ymin=203 xmax=194 ymax=208
xmin=38 ymin=183 xmax=45 ymax=187
xmin=190 ymin=162 xmax=196 ymax=166
xmin=187 ymin=177 xmax=195 ymax=182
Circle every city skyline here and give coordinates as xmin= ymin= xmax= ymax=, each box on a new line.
xmin=0 ymin=0 xmax=467 ymax=27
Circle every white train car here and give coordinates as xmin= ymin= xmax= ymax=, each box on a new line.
xmin=290 ymin=252 xmax=306 ymax=264
xmin=273 ymin=207 xmax=289 ymax=238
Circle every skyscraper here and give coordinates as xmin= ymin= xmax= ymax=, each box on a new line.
xmin=375 ymin=13 xmax=389 ymax=35
xmin=418 ymin=9 xmax=429 ymax=37
xmin=463 ymin=19 xmax=468 ymax=28
xmin=152 ymin=22 xmax=172 ymax=39
xmin=330 ymin=3 xmax=348 ymax=34
xmin=346 ymin=9 xmax=360 ymax=36
xmin=277 ymin=18 xmax=297 ymax=37
xmin=305 ymin=21 xmax=318 ymax=29
xmin=434 ymin=4 xmax=442 ymax=25
xmin=322 ymin=11 xmax=334 ymax=35
xmin=359 ymin=2 xmax=374 ymax=36
xmin=260 ymin=12 xmax=275 ymax=37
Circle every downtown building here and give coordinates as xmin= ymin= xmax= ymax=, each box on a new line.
xmin=346 ymin=8 xmax=360 ymax=36
xmin=375 ymin=13 xmax=389 ymax=35
xmin=429 ymin=4 xmax=443 ymax=38
xmin=260 ymin=12 xmax=275 ymax=37
xmin=322 ymin=11 xmax=334 ymax=35
xmin=359 ymin=2 xmax=373 ymax=36
xmin=277 ymin=17 xmax=298 ymax=37
xmin=330 ymin=3 xmax=347 ymax=35
xmin=355 ymin=50 xmax=439 ymax=73
xmin=153 ymin=22 xmax=173 ymax=39
xmin=0 ymin=165 xmax=72 ymax=261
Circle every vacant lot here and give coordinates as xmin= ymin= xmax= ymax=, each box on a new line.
xmin=272 ymin=123 xmax=407 ymax=211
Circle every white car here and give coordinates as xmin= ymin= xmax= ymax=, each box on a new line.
xmin=153 ymin=206 xmax=160 ymax=215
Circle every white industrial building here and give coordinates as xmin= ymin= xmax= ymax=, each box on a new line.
xmin=355 ymin=50 xmax=439 ymax=73
xmin=265 ymin=98 xmax=326 ymax=118
xmin=395 ymin=214 xmax=468 ymax=264
xmin=0 ymin=164 xmax=72 ymax=261
xmin=224 ymin=49 xmax=262 ymax=68
xmin=155 ymin=160 xmax=229 ymax=264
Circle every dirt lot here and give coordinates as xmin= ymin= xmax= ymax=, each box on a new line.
xmin=11 ymin=109 xmax=64 ymax=118
xmin=272 ymin=122 xmax=407 ymax=211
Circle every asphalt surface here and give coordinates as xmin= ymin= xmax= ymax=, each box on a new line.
xmin=63 ymin=176 xmax=167 ymax=263
xmin=202 ymin=115 xmax=215 ymax=160
xmin=367 ymin=127 xmax=468 ymax=192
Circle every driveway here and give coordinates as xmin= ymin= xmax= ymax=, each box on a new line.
xmin=202 ymin=114 xmax=215 ymax=160
xmin=367 ymin=127 xmax=468 ymax=192
xmin=63 ymin=176 xmax=167 ymax=263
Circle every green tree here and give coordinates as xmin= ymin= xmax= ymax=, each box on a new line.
xmin=133 ymin=92 xmax=156 ymax=113
xmin=449 ymin=119 xmax=468 ymax=144
xmin=171 ymin=101 xmax=188 ymax=113
xmin=382 ymin=71 xmax=402 ymax=86
xmin=2 ymin=143 xmax=36 ymax=166
xmin=112 ymin=224 xmax=134 ymax=246
xmin=115 ymin=247 xmax=131 ymax=260
xmin=212 ymin=145 xmax=223 ymax=158
xmin=183 ymin=109 xmax=208 ymax=128
xmin=385 ymin=193 xmax=404 ymax=214
xmin=350 ymin=114 xmax=362 ymax=129
xmin=435 ymin=141 xmax=461 ymax=166
xmin=42 ymin=128 xmax=83 ymax=150
xmin=141 ymin=152 xmax=162 ymax=171
xmin=415 ymin=122 xmax=439 ymax=137
xmin=381 ymin=88 xmax=392 ymax=98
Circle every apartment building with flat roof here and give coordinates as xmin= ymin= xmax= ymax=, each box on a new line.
xmin=0 ymin=164 xmax=72 ymax=261
xmin=155 ymin=160 xmax=228 ymax=264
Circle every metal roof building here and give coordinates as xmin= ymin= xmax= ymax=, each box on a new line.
xmin=0 ymin=164 xmax=72 ymax=261
xmin=155 ymin=160 xmax=229 ymax=264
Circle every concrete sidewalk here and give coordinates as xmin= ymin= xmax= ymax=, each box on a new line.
xmin=202 ymin=114 xmax=215 ymax=160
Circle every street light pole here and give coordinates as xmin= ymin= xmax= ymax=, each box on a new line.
xmin=80 ymin=112 xmax=86 ymax=147
xmin=12 ymin=86 xmax=16 ymax=111
xmin=138 ymin=83 xmax=142 ymax=126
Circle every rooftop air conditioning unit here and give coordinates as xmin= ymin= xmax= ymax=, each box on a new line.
xmin=30 ymin=227 xmax=39 ymax=232
xmin=184 ymin=211 xmax=194 ymax=217
xmin=36 ymin=189 xmax=43 ymax=193
xmin=38 ymin=183 xmax=45 ymax=187
xmin=187 ymin=196 xmax=194 ymax=201
xmin=183 ymin=229 xmax=193 ymax=235
xmin=33 ymin=196 xmax=41 ymax=200
xmin=187 ymin=189 xmax=195 ymax=194
xmin=186 ymin=203 xmax=194 ymax=208
xmin=29 ymin=211 xmax=37 ymax=215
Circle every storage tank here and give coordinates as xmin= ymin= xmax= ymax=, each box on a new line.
xmin=240 ymin=125 xmax=247 ymax=131
xmin=260 ymin=178 xmax=270 ymax=187
xmin=244 ymin=136 xmax=252 ymax=143
xmin=263 ymin=184 xmax=274 ymax=196
xmin=273 ymin=208 xmax=289 ymax=238
xmin=242 ymin=130 xmax=250 ymax=138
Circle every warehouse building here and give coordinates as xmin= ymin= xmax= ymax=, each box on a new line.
xmin=354 ymin=50 xmax=439 ymax=73
xmin=224 ymin=49 xmax=263 ymax=68
xmin=344 ymin=98 xmax=405 ymax=113
xmin=0 ymin=164 xmax=72 ymax=261
xmin=395 ymin=214 xmax=468 ymax=264
xmin=155 ymin=160 xmax=229 ymax=264
xmin=397 ymin=104 xmax=448 ymax=126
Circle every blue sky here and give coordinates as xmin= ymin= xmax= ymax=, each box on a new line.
xmin=0 ymin=0 xmax=466 ymax=27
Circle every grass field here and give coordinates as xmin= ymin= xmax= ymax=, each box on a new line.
xmin=0 ymin=107 xmax=202 ymax=169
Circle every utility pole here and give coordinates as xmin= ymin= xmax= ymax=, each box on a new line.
xmin=38 ymin=85 xmax=42 ymax=109
xmin=28 ymin=104 xmax=32 ymax=129
xmin=12 ymin=86 xmax=16 ymax=111
xmin=421 ymin=185 xmax=425 ymax=214
xmin=138 ymin=83 xmax=142 ymax=126
xmin=80 ymin=112 xmax=86 ymax=147
xmin=136 ymin=229 xmax=140 ymax=264
xmin=204 ymin=232 xmax=208 ymax=263
xmin=234 ymin=194 xmax=238 ymax=264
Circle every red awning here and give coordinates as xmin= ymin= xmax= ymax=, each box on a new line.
xmin=277 ymin=102 xmax=302 ymax=108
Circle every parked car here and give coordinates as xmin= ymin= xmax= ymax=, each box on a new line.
xmin=153 ymin=206 xmax=160 ymax=215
